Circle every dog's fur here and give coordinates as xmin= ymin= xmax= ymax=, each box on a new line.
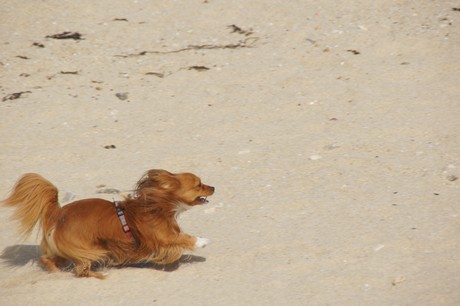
xmin=2 ymin=169 xmax=214 ymax=279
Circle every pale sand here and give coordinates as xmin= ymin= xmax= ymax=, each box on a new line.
xmin=0 ymin=1 xmax=459 ymax=305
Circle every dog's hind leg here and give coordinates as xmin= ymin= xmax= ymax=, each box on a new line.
xmin=39 ymin=237 xmax=68 ymax=273
xmin=40 ymin=255 xmax=66 ymax=272
xmin=74 ymin=261 xmax=106 ymax=279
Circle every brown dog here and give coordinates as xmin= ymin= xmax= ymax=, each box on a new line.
xmin=2 ymin=169 xmax=214 ymax=279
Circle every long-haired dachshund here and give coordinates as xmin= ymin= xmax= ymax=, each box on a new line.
xmin=2 ymin=169 xmax=214 ymax=279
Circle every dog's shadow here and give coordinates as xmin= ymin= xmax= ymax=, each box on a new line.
xmin=1 ymin=244 xmax=206 ymax=272
xmin=0 ymin=244 xmax=40 ymax=266
xmin=125 ymin=255 xmax=206 ymax=272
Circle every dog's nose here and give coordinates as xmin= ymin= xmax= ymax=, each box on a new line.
xmin=210 ymin=186 xmax=215 ymax=193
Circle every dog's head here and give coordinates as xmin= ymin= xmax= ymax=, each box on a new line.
xmin=135 ymin=169 xmax=215 ymax=206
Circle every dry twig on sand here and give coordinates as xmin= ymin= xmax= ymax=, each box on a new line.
xmin=114 ymin=37 xmax=258 ymax=58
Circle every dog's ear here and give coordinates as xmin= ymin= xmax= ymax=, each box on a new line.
xmin=147 ymin=169 xmax=179 ymax=190
xmin=147 ymin=169 xmax=172 ymax=178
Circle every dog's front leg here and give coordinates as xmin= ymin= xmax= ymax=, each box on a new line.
xmin=194 ymin=237 xmax=209 ymax=248
xmin=172 ymin=233 xmax=209 ymax=250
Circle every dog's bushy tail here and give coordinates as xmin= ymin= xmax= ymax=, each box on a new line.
xmin=2 ymin=173 xmax=60 ymax=238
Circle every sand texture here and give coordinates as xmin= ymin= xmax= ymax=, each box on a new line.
xmin=1 ymin=1 xmax=459 ymax=305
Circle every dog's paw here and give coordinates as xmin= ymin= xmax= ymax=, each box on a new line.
xmin=195 ymin=237 xmax=210 ymax=248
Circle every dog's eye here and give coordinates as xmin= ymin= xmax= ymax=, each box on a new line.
xmin=196 ymin=183 xmax=202 ymax=189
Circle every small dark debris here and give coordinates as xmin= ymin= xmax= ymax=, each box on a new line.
xmin=228 ymin=24 xmax=253 ymax=36
xmin=60 ymin=71 xmax=79 ymax=75
xmin=188 ymin=66 xmax=210 ymax=71
xmin=104 ymin=145 xmax=117 ymax=149
xmin=32 ymin=42 xmax=45 ymax=48
xmin=113 ymin=18 xmax=128 ymax=22
xmin=115 ymin=92 xmax=129 ymax=100
xmin=46 ymin=32 xmax=83 ymax=40
xmin=324 ymin=144 xmax=340 ymax=150
xmin=347 ymin=49 xmax=360 ymax=55
xmin=19 ymin=73 xmax=30 ymax=77
xmin=447 ymin=174 xmax=458 ymax=182
xmin=453 ymin=7 xmax=460 ymax=11
xmin=329 ymin=117 xmax=338 ymax=121
xmin=16 ymin=55 xmax=29 ymax=60
xmin=96 ymin=188 xmax=120 ymax=194
xmin=145 ymin=72 xmax=165 ymax=78
xmin=228 ymin=24 xmax=241 ymax=33
xmin=392 ymin=276 xmax=406 ymax=286
xmin=433 ymin=193 xmax=440 ymax=196
xmin=2 ymin=91 xmax=32 ymax=102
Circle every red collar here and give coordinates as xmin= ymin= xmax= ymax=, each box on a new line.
xmin=113 ymin=201 xmax=137 ymax=245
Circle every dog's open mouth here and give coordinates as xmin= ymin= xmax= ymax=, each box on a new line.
xmin=195 ymin=196 xmax=208 ymax=204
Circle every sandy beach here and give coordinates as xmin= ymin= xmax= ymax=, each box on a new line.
xmin=1 ymin=1 xmax=459 ymax=305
